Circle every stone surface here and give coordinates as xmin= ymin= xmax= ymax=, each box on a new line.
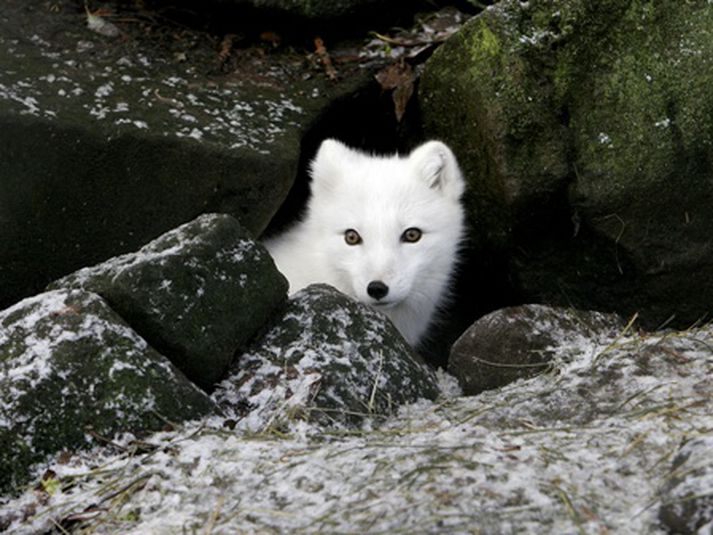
xmin=449 ymin=304 xmax=624 ymax=395
xmin=213 ymin=284 xmax=439 ymax=429
xmin=658 ymin=435 xmax=713 ymax=534
xmin=419 ymin=0 xmax=713 ymax=328
xmin=0 ymin=289 xmax=217 ymax=495
xmin=0 ymin=0 xmax=374 ymax=310
xmin=50 ymin=213 xmax=287 ymax=390
xmin=3 ymin=302 xmax=713 ymax=533
xmin=234 ymin=0 xmax=406 ymax=20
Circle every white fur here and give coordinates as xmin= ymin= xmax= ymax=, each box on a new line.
xmin=264 ymin=139 xmax=466 ymax=347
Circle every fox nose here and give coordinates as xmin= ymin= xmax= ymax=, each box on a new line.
xmin=367 ymin=280 xmax=389 ymax=300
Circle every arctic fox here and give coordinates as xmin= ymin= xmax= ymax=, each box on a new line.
xmin=264 ymin=139 xmax=466 ymax=347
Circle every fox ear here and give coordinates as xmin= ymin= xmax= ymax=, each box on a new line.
xmin=409 ymin=141 xmax=465 ymax=200
xmin=310 ymin=139 xmax=356 ymax=195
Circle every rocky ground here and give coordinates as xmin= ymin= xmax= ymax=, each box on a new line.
xmin=2 ymin=313 xmax=712 ymax=533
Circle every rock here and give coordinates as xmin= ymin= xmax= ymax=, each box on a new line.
xmin=213 ymin=284 xmax=439 ymax=429
xmin=235 ymin=0 xmax=405 ymax=20
xmin=0 ymin=289 xmax=217 ymax=495
xmin=0 ymin=0 xmax=377 ymax=310
xmin=658 ymin=435 xmax=713 ymax=534
xmin=449 ymin=305 xmax=624 ymax=395
xmin=419 ymin=0 xmax=713 ymax=328
xmin=50 ymin=214 xmax=287 ymax=390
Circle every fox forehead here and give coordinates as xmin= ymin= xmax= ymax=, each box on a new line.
xmin=313 ymin=183 xmax=453 ymax=240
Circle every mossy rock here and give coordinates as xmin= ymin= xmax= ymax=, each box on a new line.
xmin=214 ymin=284 xmax=439 ymax=429
xmin=419 ymin=0 xmax=713 ymax=328
xmin=50 ymin=214 xmax=288 ymax=391
xmin=0 ymin=289 xmax=217 ymax=495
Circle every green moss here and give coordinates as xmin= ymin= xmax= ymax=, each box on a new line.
xmin=419 ymin=0 xmax=713 ymax=326
xmin=470 ymin=19 xmax=501 ymax=61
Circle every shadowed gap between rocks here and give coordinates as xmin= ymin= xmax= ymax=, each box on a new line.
xmin=263 ymin=79 xmax=520 ymax=368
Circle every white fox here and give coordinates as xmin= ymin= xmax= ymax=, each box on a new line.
xmin=264 ymin=139 xmax=466 ymax=347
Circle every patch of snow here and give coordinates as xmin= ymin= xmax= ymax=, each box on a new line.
xmin=94 ymin=82 xmax=113 ymax=98
xmin=598 ymin=132 xmax=613 ymax=146
xmin=655 ymin=118 xmax=671 ymax=128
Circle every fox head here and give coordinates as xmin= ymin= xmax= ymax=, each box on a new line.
xmin=304 ymin=139 xmax=466 ymax=323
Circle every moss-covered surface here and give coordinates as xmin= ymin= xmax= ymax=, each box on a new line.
xmin=419 ymin=0 xmax=713 ymax=327
xmin=0 ymin=289 xmax=217 ymax=495
xmin=214 ymin=284 xmax=439 ymax=429
xmin=50 ymin=214 xmax=287 ymax=391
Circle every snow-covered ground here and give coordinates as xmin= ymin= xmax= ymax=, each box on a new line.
xmin=2 ymin=325 xmax=712 ymax=534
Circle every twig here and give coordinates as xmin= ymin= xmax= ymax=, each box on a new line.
xmin=368 ymin=351 xmax=385 ymax=413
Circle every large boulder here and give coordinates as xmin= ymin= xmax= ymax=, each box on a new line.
xmin=50 ymin=213 xmax=287 ymax=390
xmin=419 ymin=0 xmax=713 ymax=328
xmin=0 ymin=0 xmax=380 ymax=310
xmin=449 ymin=305 xmax=624 ymax=395
xmin=213 ymin=284 xmax=440 ymax=429
xmin=0 ymin=289 xmax=217 ymax=495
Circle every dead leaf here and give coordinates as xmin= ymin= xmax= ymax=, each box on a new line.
xmin=260 ymin=31 xmax=282 ymax=48
xmin=218 ymin=34 xmax=236 ymax=65
xmin=375 ymin=61 xmax=415 ymax=122
xmin=314 ymin=37 xmax=338 ymax=80
xmin=84 ymin=2 xmax=120 ymax=38
xmin=392 ymin=83 xmax=414 ymax=122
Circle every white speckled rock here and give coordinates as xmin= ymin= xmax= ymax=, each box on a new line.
xmin=0 ymin=288 xmax=217 ymax=495
xmin=50 ymin=214 xmax=288 ymax=390
xmin=214 ymin=284 xmax=439 ymax=429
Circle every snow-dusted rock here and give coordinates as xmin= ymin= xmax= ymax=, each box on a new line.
xmin=449 ymin=305 xmax=624 ymax=395
xmin=0 ymin=289 xmax=216 ymax=495
xmin=50 ymin=214 xmax=287 ymax=390
xmin=659 ymin=434 xmax=713 ymax=534
xmin=2 ymin=311 xmax=712 ymax=534
xmin=0 ymin=0 xmax=384 ymax=312
xmin=214 ymin=284 xmax=439 ymax=429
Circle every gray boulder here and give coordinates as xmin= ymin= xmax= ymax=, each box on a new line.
xmin=0 ymin=1 xmax=375 ymax=310
xmin=213 ymin=284 xmax=439 ymax=429
xmin=0 ymin=289 xmax=217 ymax=495
xmin=419 ymin=0 xmax=713 ymax=328
xmin=50 ymin=213 xmax=287 ymax=390
xmin=449 ymin=305 xmax=624 ymax=395
xmin=658 ymin=435 xmax=713 ymax=534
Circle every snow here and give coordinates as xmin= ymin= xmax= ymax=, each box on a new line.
xmin=2 ymin=322 xmax=712 ymax=533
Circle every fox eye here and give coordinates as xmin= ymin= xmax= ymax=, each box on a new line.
xmin=401 ymin=227 xmax=422 ymax=243
xmin=344 ymin=229 xmax=362 ymax=245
